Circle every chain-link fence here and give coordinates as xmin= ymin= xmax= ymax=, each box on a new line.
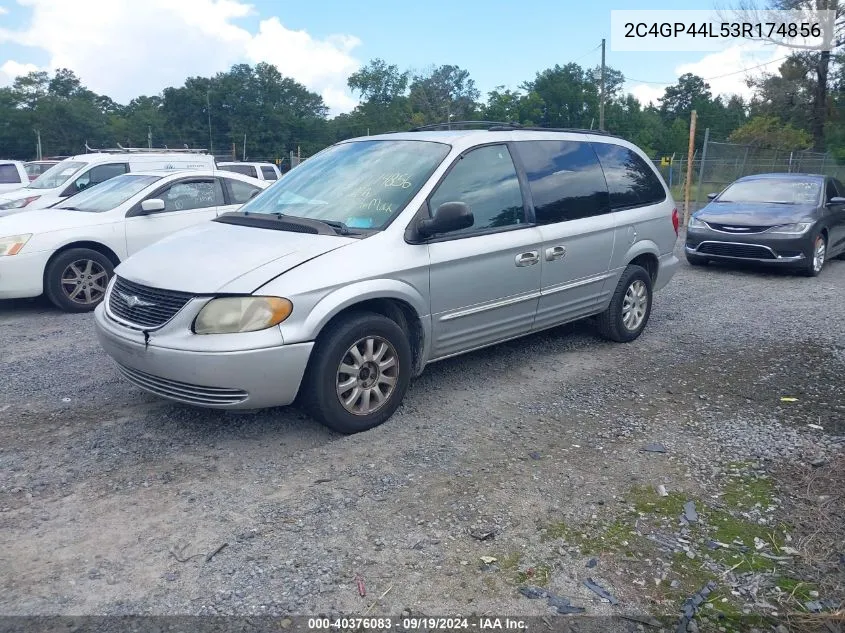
xmin=653 ymin=138 xmax=845 ymax=213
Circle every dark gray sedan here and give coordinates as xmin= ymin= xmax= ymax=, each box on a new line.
xmin=685 ymin=173 xmax=845 ymax=276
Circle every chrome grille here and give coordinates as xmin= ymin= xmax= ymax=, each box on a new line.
xmin=705 ymin=222 xmax=773 ymax=234
xmin=696 ymin=242 xmax=776 ymax=260
xmin=116 ymin=364 xmax=248 ymax=406
xmin=108 ymin=276 xmax=194 ymax=328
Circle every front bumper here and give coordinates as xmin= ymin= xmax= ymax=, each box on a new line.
xmin=0 ymin=250 xmax=51 ymax=299
xmin=685 ymin=227 xmax=812 ymax=264
xmin=94 ymin=303 xmax=314 ymax=409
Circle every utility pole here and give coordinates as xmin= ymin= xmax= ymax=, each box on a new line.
xmin=243 ymin=133 xmax=247 ymax=161
xmin=695 ymin=127 xmax=710 ymax=206
xmin=147 ymin=126 xmax=152 ymax=149
xmin=206 ymin=89 xmax=213 ymax=154
xmin=35 ymin=129 xmax=42 ymax=160
xmin=683 ymin=110 xmax=698 ymax=226
xmin=599 ymin=38 xmax=606 ymax=131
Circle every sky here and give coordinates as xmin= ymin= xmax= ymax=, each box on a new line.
xmin=0 ymin=0 xmax=795 ymax=115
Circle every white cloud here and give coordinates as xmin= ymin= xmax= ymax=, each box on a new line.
xmin=676 ymin=42 xmax=783 ymax=100
xmin=629 ymin=83 xmax=664 ymax=107
xmin=0 ymin=0 xmax=362 ymax=113
xmin=626 ymin=42 xmax=786 ymax=106
xmin=0 ymin=59 xmax=38 ymax=85
xmin=0 ymin=6 xmax=8 ymax=15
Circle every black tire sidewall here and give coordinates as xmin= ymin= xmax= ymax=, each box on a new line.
xmin=45 ymin=248 xmax=114 ymax=313
xmin=305 ymin=312 xmax=412 ymax=434
xmin=610 ymin=266 xmax=653 ymax=342
xmin=803 ymin=233 xmax=826 ymax=277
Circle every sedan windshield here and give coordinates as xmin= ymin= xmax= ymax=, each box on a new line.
xmin=717 ymin=179 xmax=821 ymax=204
xmin=237 ymin=140 xmax=451 ymax=229
xmin=27 ymin=161 xmax=87 ymax=190
xmin=54 ymin=174 xmax=162 ymax=212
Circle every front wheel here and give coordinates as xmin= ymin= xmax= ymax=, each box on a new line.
xmin=301 ymin=312 xmax=412 ymax=434
xmin=595 ymin=265 xmax=653 ymax=343
xmin=44 ymin=248 xmax=114 ymax=313
xmin=802 ymin=234 xmax=827 ymax=276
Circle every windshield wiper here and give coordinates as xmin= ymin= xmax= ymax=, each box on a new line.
xmin=273 ymin=213 xmax=350 ymax=235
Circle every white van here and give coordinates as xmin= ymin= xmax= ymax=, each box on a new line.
xmin=217 ymin=161 xmax=281 ymax=181
xmin=0 ymin=161 xmax=29 ymax=193
xmin=0 ymin=148 xmax=215 ymax=215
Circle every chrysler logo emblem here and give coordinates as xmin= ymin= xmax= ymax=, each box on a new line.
xmin=118 ymin=291 xmax=154 ymax=309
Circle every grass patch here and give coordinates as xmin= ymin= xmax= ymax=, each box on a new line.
xmin=721 ymin=471 xmax=775 ymax=512
xmin=543 ymin=518 xmax=641 ymax=555
xmin=628 ymin=485 xmax=688 ymax=517
xmin=516 ymin=563 xmax=552 ymax=587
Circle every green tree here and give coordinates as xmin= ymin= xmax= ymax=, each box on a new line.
xmin=728 ymin=115 xmax=813 ymax=149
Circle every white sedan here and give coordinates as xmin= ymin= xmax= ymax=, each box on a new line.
xmin=0 ymin=169 xmax=270 ymax=312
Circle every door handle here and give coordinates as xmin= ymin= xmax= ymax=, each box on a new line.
xmin=515 ymin=251 xmax=539 ymax=267
xmin=545 ymin=245 xmax=566 ymax=261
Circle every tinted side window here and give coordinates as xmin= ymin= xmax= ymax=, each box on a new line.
xmin=226 ymin=178 xmax=262 ymax=204
xmin=220 ymin=164 xmax=256 ymax=177
xmin=513 ymin=140 xmax=609 ymax=223
xmin=260 ymin=166 xmax=278 ymax=180
xmin=826 ymin=179 xmax=838 ymax=201
xmin=592 ymin=143 xmax=666 ymax=209
xmin=0 ymin=164 xmax=21 ymax=184
xmin=429 ymin=145 xmax=525 ymax=235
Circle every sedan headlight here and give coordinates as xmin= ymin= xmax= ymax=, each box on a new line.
xmin=193 ymin=296 xmax=293 ymax=334
xmin=0 ymin=233 xmax=33 ymax=257
xmin=688 ymin=216 xmax=707 ymax=229
xmin=0 ymin=196 xmax=41 ymax=210
xmin=767 ymin=222 xmax=813 ymax=235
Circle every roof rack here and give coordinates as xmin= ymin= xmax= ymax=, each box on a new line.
xmin=408 ymin=121 xmax=616 ymax=137
xmin=84 ymin=142 xmax=208 ymax=154
xmin=409 ymin=120 xmax=520 ymax=132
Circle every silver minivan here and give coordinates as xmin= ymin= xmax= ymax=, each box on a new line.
xmin=94 ymin=127 xmax=680 ymax=433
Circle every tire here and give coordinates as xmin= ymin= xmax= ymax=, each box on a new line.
xmin=801 ymin=233 xmax=827 ymax=277
xmin=595 ymin=265 xmax=653 ymax=343
xmin=686 ymin=252 xmax=709 ymax=266
xmin=301 ymin=311 xmax=412 ymax=434
xmin=44 ymin=248 xmax=114 ymax=313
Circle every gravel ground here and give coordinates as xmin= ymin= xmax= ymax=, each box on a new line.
xmin=1 ymin=238 xmax=843 ymax=625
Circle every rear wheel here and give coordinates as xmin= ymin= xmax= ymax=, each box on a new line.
xmin=595 ymin=265 xmax=653 ymax=343
xmin=44 ymin=248 xmax=114 ymax=313
xmin=301 ymin=312 xmax=412 ymax=434
xmin=686 ymin=252 xmax=709 ymax=267
xmin=802 ymin=234 xmax=826 ymax=276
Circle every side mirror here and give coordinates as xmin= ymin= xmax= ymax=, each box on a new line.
xmin=417 ymin=202 xmax=473 ymax=238
xmin=827 ymin=196 xmax=845 ymax=205
xmin=707 ymin=192 xmax=718 ymax=200
xmin=140 ymin=198 xmax=166 ymax=213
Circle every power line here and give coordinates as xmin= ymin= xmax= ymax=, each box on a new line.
xmin=571 ymin=42 xmax=603 ymax=64
xmin=626 ymin=55 xmax=789 ymax=86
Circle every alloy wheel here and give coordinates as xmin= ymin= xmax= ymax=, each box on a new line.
xmin=335 ymin=336 xmax=399 ymax=415
xmin=621 ymin=279 xmax=648 ymax=331
xmin=60 ymin=259 xmax=109 ymax=305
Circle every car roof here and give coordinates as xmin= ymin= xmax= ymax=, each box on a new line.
xmin=128 ymin=168 xmax=266 ymax=181
xmin=738 ymin=172 xmax=825 ymax=181
xmin=218 ymin=161 xmax=277 ymax=167
xmin=338 ymin=128 xmax=635 ymax=151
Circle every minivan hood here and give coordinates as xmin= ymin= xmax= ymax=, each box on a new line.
xmin=114 ymin=220 xmax=357 ymax=294
xmin=696 ymin=201 xmax=817 ymax=225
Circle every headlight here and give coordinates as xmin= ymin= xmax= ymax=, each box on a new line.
xmin=0 ymin=196 xmax=41 ymax=210
xmin=767 ymin=222 xmax=813 ymax=235
xmin=0 ymin=233 xmax=33 ymax=256
xmin=193 ymin=296 xmax=293 ymax=334
xmin=688 ymin=216 xmax=707 ymax=229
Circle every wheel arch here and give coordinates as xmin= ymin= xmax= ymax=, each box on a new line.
xmin=289 ymin=280 xmax=431 ymax=377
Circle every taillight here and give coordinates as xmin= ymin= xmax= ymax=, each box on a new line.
xmin=671 ymin=208 xmax=679 ymax=236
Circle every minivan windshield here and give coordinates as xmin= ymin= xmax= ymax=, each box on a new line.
xmin=54 ymin=174 xmax=162 ymax=212
xmin=237 ymin=140 xmax=451 ymax=229
xmin=27 ymin=161 xmax=87 ymax=189
xmin=717 ymin=178 xmax=821 ymax=205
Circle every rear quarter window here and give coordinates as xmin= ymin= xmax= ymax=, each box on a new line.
xmin=0 ymin=164 xmax=22 ymax=184
xmin=591 ymin=143 xmax=666 ymax=210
